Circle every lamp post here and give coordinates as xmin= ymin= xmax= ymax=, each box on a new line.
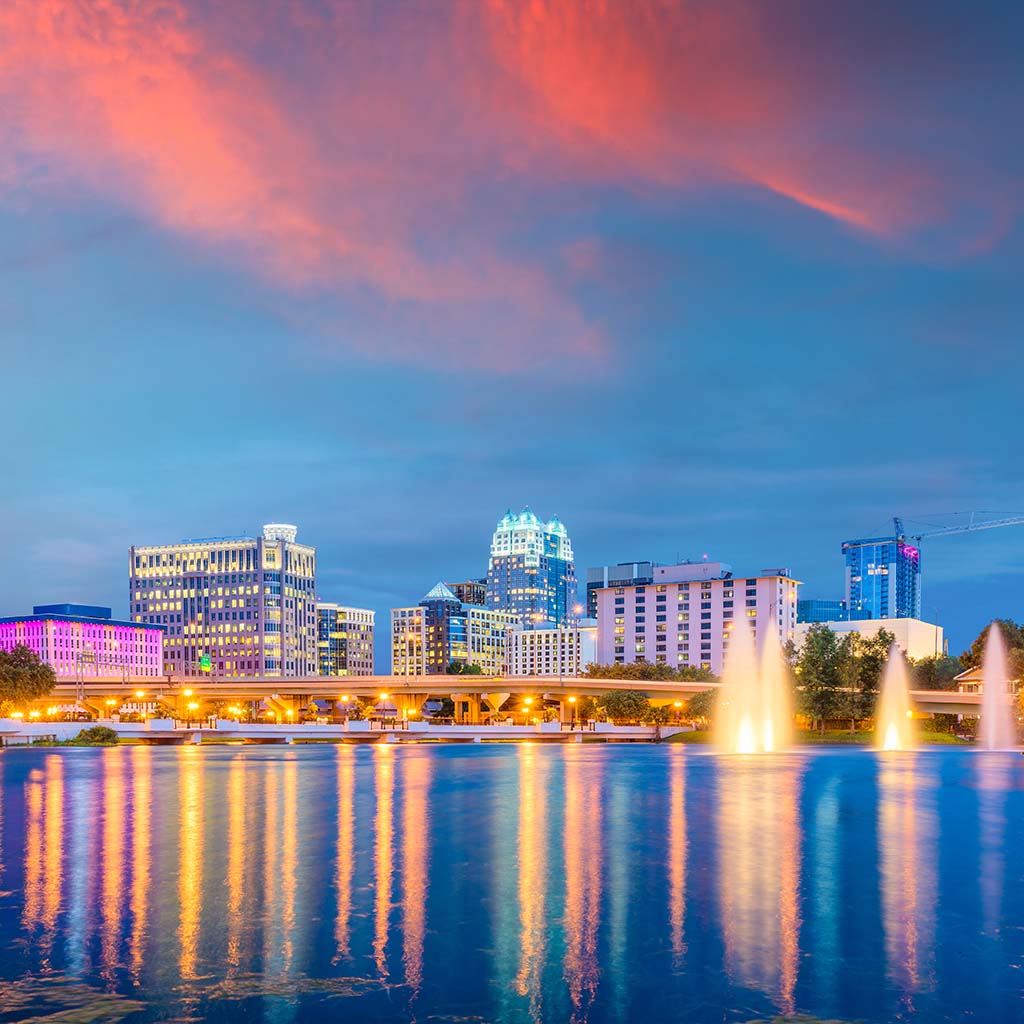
xmin=568 ymin=694 xmax=577 ymax=730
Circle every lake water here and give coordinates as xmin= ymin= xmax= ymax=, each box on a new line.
xmin=1 ymin=743 xmax=1022 ymax=1023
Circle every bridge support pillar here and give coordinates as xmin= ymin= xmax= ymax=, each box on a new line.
xmin=393 ymin=693 xmax=427 ymax=722
xmin=482 ymin=692 xmax=510 ymax=721
xmin=452 ymin=694 xmax=482 ymax=724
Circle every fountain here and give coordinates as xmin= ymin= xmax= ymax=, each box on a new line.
xmin=715 ymin=620 xmax=792 ymax=754
xmin=875 ymin=643 xmax=915 ymax=750
xmin=980 ymin=624 xmax=1016 ymax=750
xmin=760 ymin=626 xmax=794 ymax=752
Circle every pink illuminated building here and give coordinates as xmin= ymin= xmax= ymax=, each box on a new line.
xmin=0 ymin=603 xmax=164 ymax=679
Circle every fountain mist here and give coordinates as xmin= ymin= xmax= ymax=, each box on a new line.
xmin=760 ymin=627 xmax=794 ymax=752
xmin=875 ymin=644 xmax=915 ymax=751
xmin=980 ymin=625 xmax=1016 ymax=751
xmin=715 ymin=621 xmax=792 ymax=754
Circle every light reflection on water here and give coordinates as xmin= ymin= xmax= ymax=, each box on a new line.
xmin=1 ymin=744 xmax=1023 ymax=1024
xmin=716 ymin=755 xmax=803 ymax=1016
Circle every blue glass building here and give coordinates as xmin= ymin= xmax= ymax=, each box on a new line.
xmin=842 ymin=536 xmax=921 ymax=619
xmin=796 ymin=599 xmax=850 ymax=623
xmin=485 ymin=508 xmax=578 ymax=627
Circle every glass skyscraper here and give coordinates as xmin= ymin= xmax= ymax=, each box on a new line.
xmin=842 ymin=536 xmax=921 ymax=619
xmin=485 ymin=508 xmax=578 ymax=627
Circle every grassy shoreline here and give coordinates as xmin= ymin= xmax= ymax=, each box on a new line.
xmin=664 ymin=728 xmax=970 ymax=746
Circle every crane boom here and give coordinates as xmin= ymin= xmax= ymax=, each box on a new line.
xmin=893 ymin=513 xmax=1024 ymax=543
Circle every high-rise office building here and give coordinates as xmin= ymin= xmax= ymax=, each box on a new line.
xmin=0 ymin=604 xmax=164 ymax=679
xmin=391 ymin=582 xmax=519 ymax=676
xmin=585 ymin=561 xmax=654 ymax=618
xmin=317 ymin=603 xmax=375 ymax=676
xmin=485 ymin=508 xmax=578 ymax=627
xmin=594 ymin=560 xmax=800 ymax=674
xmin=130 ymin=523 xmax=317 ymax=677
xmin=842 ymin=536 xmax=921 ymax=619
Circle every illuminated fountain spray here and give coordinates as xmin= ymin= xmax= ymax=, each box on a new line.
xmin=716 ymin=621 xmax=792 ymax=754
xmin=760 ymin=627 xmax=794 ymax=753
xmin=875 ymin=644 xmax=916 ymax=751
xmin=980 ymin=624 xmax=1016 ymax=751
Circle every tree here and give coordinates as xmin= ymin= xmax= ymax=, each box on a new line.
xmin=911 ymin=654 xmax=962 ymax=690
xmin=855 ymin=628 xmax=895 ymax=726
xmin=961 ymin=619 xmax=1024 ymax=668
xmin=597 ymin=689 xmax=652 ymax=723
xmin=448 ymin=661 xmax=482 ymax=675
xmin=795 ymin=624 xmax=843 ymax=733
xmin=835 ymin=633 xmax=862 ymax=733
xmin=583 ymin=662 xmax=715 ymax=683
xmin=686 ymin=688 xmax=717 ymax=726
xmin=0 ymin=644 xmax=56 ymax=714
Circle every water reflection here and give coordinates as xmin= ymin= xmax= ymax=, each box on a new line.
xmin=717 ymin=757 xmax=803 ymax=1014
xmin=0 ymin=745 xmax=1021 ymax=1024
xmin=23 ymin=756 xmax=64 ymax=966
xmin=178 ymin=745 xmax=204 ymax=980
xmin=400 ymin=751 xmax=431 ymax=995
xmin=667 ymin=746 xmax=686 ymax=971
xmin=101 ymin=748 xmax=126 ymax=981
xmin=516 ymin=743 xmax=548 ymax=1021
xmin=975 ymin=754 xmax=1012 ymax=936
xmin=374 ymin=745 xmax=394 ymax=980
xmin=333 ymin=746 xmax=356 ymax=962
xmin=563 ymin=747 xmax=603 ymax=1022
xmin=129 ymin=746 xmax=151 ymax=982
xmin=226 ymin=753 xmax=246 ymax=972
xmin=877 ymin=753 xmax=936 ymax=1001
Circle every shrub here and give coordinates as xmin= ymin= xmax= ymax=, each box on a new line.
xmin=75 ymin=725 xmax=119 ymax=745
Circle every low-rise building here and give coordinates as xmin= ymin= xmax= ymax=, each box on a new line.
xmin=793 ymin=616 xmax=944 ymax=661
xmin=508 ymin=622 xmax=597 ymax=677
xmin=955 ymin=665 xmax=1021 ymax=696
xmin=316 ymin=603 xmax=375 ymax=676
xmin=0 ymin=603 xmax=164 ymax=678
xmin=391 ymin=582 xmax=518 ymax=676
xmin=595 ymin=560 xmax=800 ymax=674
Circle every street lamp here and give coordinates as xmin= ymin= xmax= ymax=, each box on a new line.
xmin=568 ymin=695 xmax=577 ymax=729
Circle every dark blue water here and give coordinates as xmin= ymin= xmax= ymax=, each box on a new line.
xmin=0 ymin=743 xmax=1022 ymax=1023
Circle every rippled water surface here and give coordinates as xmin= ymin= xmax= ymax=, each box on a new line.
xmin=1 ymin=743 xmax=1023 ymax=1023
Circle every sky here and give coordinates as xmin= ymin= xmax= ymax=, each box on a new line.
xmin=1 ymin=0 xmax=1022 ymax=664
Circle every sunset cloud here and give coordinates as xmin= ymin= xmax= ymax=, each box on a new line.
xmin=0 ymin=0 xmax=1016 ymax=370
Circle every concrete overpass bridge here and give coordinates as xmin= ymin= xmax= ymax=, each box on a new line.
xmin=36 ymin=674 xmax=1010 ymax=723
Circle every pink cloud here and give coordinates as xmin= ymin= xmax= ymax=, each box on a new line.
xmin=0 ymin=1 xmax=1014 ymax=370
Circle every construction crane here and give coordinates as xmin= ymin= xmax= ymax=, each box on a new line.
xmin=838 ymin=512 xmax=1024 ymax=621
xmin=893 ymin=511 xmax=1024 ymax=544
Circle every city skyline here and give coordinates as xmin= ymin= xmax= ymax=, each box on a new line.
xmin=2 ymin=1 xmax=1022 ymax=660
xmin=1 ymin=507 xmax=1019 ymax=671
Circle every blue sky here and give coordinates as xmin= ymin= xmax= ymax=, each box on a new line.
xmin=1 ymin=1 xmax=1022 ymax=662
